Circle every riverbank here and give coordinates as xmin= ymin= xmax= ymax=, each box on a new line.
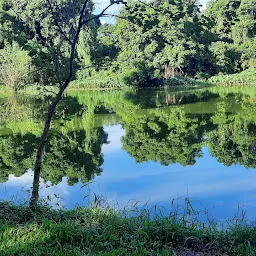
xmin=209 ymin=69 xmax=256 ymax=86
xmin=0 ymin=202 xmax=255 ymax=255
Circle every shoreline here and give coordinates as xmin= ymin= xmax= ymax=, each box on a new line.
xmin=0 ymin=201 xmax=255 ymax=255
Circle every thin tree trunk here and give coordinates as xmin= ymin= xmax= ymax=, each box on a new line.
xmin=29 ymin=1 xmax=88 ymax=211
xmin=29 ymin=93 xmax=63 ymax=211
xmin=171 ymin=67 xmax=175 ymax=78
xmin=28 ymin=0 xmax=120 ymax=211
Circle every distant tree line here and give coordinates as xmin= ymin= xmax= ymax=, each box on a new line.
xmin=0 ymin=0 xmax=255 ymax=89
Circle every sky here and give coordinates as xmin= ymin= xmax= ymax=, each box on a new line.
xmin=94 ymin=0 xmax=210 ymax=15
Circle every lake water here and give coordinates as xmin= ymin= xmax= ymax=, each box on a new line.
xmin=1 ymin=86 xmax=256 ymax=221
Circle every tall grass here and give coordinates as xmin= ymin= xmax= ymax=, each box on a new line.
xmin=70 ymin=70 xmax=127 ymax=89
xmin=1 ymin=199 xmax=256 ymax=255
xmin=0 ymin=84 xmax=11 ymax=98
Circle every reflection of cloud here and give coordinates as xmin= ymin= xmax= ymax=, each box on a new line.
xmin=102 ymin=125 xmax=125 ymax=153
xmin=6 ymin=170 xmax=34 ymax=186
xmin=89 ymin=147 xmax=256 ymax=219
xmin=0 ymin=170 xmax=87 ymax=208
xmin=94 ymin=170 xmax=256 ymax=206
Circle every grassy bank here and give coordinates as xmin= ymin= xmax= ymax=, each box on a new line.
xmin=0 ymin=202 xmax=256 ymax=255
xmin=71 ymin=70 xmax=127 ymax=89
xmin=209 ymin=69 xmax=256 ymax=86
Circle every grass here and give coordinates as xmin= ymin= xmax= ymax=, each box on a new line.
xmin=1 ymin=201 xmax=256 ymax=255
xmin=70 ymin=69 xmax=127 ymax=89
xmin=0 ymin=84 xmax=11 ymax=98
xmin=209 ymin=69 xmax=256 ymax=86
xmin=164 ymin=76 xmax=211 ymax=88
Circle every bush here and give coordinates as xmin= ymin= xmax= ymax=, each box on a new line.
xmin=123 ymin=68 xmax=162 ymax=87
xmin=164 ymin=76 xmax=197 ymax=86
xmin=209 ymin=69 xmax=256 ymax=85
xmin=0 ymin=42 xmax=33 ymax=91
xmin=71 ymin=69 xmax=126 ymax=89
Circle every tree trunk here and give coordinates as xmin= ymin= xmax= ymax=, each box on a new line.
xmin=29 ymin=93 xmax=62 ymax=211
xmin=171 ymin=67 xmax=175 ymax=78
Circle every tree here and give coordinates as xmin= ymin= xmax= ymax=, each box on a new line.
xmin=0 ymin=42 xmax=33 ymax=91
xmin=6 ymin=0 xmax=124 ymax=211
xmin=205 ymin=0 xmax=256 ymax=70
xmin=114 ymin=0 xmax=215 ymax=80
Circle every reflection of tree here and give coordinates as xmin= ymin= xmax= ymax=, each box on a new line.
xmin=207 ymin=101 xmax=256 ymax=168
xmin=3 ymin=89 xmax=256 ymax=187
xmin=124 ymin=89 xmax=219 ymax=108
xmin=0 ymin=113 xmax=108 ymax=185
xmin=0 ymin=92 xmax=33 ymax=124
xmin=121 ymin=108 xmax=204 ymax=166
xmin=0 ymin=133 xmax=35 ymax=182
xmin=42 ymin=127 xmax=107 ymax=185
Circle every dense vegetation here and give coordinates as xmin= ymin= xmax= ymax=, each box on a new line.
xmin=1 ymin=201 xmax=256 ymax=255
xmin=0 ymin=0 xmax=256 ymax=89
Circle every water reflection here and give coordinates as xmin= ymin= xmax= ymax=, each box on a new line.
xmin=121 ymin=108 xmax=205 ymax=166
xmin=1 ymin=87 xmax=256 ymax=219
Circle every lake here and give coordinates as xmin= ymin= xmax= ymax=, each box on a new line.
xmin=1 ymin=86 xmax=256 ymax=221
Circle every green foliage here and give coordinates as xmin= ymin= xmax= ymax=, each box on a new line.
xmin=0 ymin=84 xmax=11 ymax=98
xmin=0 ymin=0 xmax=255 ymax=88
xmin=209 ymin=69 xmax=256 ymax=85
xmin=71 ymin=69 xmax=126 ymax=89
xmin=209 ymin=41 xmax=239 ymax=74
xmin=164 ymin=76 xmax=208 ymax=87
xmin=114 ymin=0 xmax=215 ymax=80
xmin=121 ymin=108 xmax=204 ymax=166
xmin=0 ymin=42 xmax=33 ymax=91
xmin=123 ymin=67 xmax=162 ymax=87
xmin=1 ymin=202 xmax=256 ymax=255
xmin=0 ymin=0 xmax=97 ymax=87
xmin=205 ymin=0 xmax=256 ymax=71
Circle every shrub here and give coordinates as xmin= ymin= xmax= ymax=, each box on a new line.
xmin=0 ymin=42 xmax=33 ymax=91
xmin=209 ymin=69 xmax=256 ymax=85
xmin=164 ymin=76 xmax=196 ymax=86
xmin=71 ymin=69 xmax=126 ymax=89
xmin=123 ymin=68 xmax=162 ymax=87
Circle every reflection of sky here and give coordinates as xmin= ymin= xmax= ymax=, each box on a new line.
xmin=1 ymin=124 xmax=256 ymax=221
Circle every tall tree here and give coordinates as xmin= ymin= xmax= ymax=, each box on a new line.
xmin=114 ymin=0 xmax=215 ymax=79
xmin=6 ymin=0 xmax=124 ymax=211
xmin=205 ymin=0 xmax=256 ymax=70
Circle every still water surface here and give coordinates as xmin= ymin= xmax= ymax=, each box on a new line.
xmin=1 ymin=86 xmax=256 ymax=221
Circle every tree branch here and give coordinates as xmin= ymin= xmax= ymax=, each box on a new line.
xmin=82 ymin=1 xmax=126 ymax=25
xmin=46 ymin=0 xmax=73 ymax=45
